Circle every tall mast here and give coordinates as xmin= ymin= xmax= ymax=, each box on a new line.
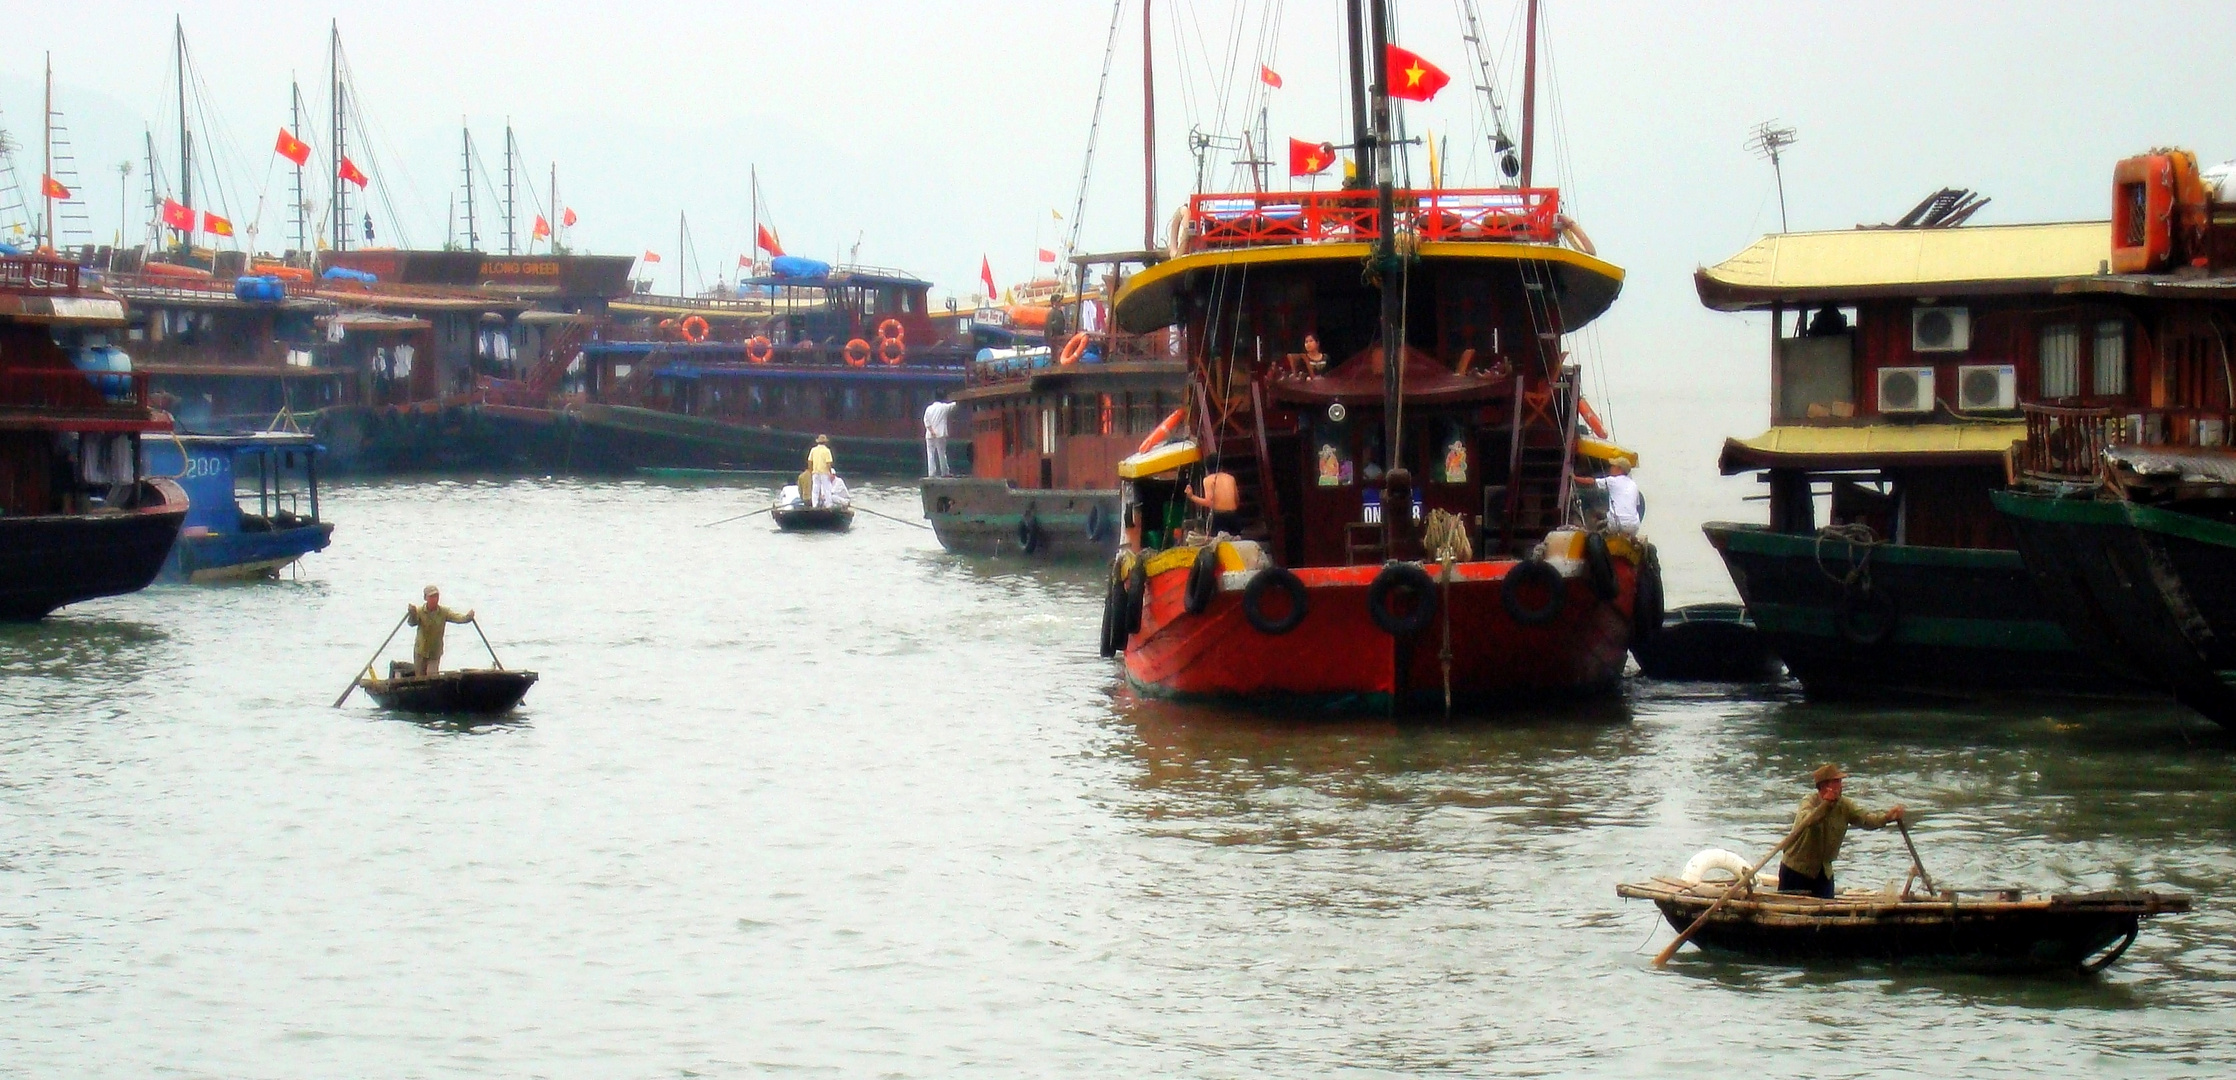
xmin=1519 ymin=0 xmax=1538 ymax=187
xmin=290 ymin=80 xmax=308 ymax=254
xmin=548 ymin=163 xmax=556 ymax=254
xmin=678 ymin=211 xmax=686 ymax=295
xmin=176 ymin=19 xmax=193 ymax=239
xmin=503 ymin=122 xmax=517 ymax=256
xmin=749 ymin=165 xmax=758 ymax=276
xmin=1142 ymin=0 xmax=1156 ymax=250
xmin=1368 ymin=0 xmax=1402 ymax=496
xmin=460 ymin=123 xmax=476 ymax=252
xmin=330 ymin=21 xmax=348 ymax=253
xmin=1345 ymin=0 xmax=1372 ymax=189
xmin=42 ymin=53 xmax=52 ymax=250
xmin=144 ymin=129 xmax=159 ymax=245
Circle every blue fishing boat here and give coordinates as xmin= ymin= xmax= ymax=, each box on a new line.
xmin=141 ymin=432 xmax=333 ymax=582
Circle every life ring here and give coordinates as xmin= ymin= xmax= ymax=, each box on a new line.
xmin=1060 ymin=332 xmax=1090 ymax=365
xmin=1584 ymin=532 xmax=1620 ymax=602
xmin=1242 ymin=566 xmax=1309 ymax=636
xmin=746 ymin=336 xmax=774 ymax=363
xmin=1137 ymin=407 xmax=1187 ymax=455
xmin=1084 ymin=501 xmax=1109 ymax=542
xmin=879 ymin=336 xmax=906 ymax=365
xmin=1834 ymin=583 xmax=1899 ymax=647
xmin=1366 ymin=561 xmax=1438 ymax=636
xmin=876 ymin=318 xmax=905 ymax=344
xmin=843 ymin=338 xmax=872 ymax=367
xmin=680 ymin=316 xmax=709 ymax=343
xmin=1631 ymin=544 xmax=1664 ymax=644
xmin=1184 ymin=545 xmax=1222 ymax=615
xmin=1017 ymin=505 xmax=1042 ymax=553
xmin=1501 ymin=558 xmax=1566 ymax=626
xmin=1579 ymin=397 xmax=1609 ymax=439
xmin=1124 ymin=555 xmax=1147 ymax=634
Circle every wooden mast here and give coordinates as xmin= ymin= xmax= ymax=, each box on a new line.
xmin=331 ymin=21 xmax=347 ymax=253
xmin=1368 ymin=0 xmax=1400 ymax=485
xmin=177 ymin=20 xmax=193 ymax=247
xmin=42 ymin=53 xmax=52 ymax=250
xmin=1142 ymin=0 xmax=1156 ymax=251
xmin=460 ymin=122 xmax=476 ymax=252
xmin=290 ymin=80 xmax=308 ymax=255
xmin=1519 ymin=0 xmax=1538 ymax=187
xmin=1345 ymin=0 xmax=1372 ymax=188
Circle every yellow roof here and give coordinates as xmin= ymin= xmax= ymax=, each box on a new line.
xmin=1696 ymin=221 xmax=2110 ymax=311
xmin=1718 ymin=422 xmax=2025 ymax=474
xmin=1117 ymin=438 xmax=1200 ymax=479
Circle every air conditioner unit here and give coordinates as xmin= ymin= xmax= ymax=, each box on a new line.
xmin=1956 ymin=363 xmax=2017 ymax=411
xmin=1877 ymin=366 xmax=1936 ymax=414
xmin=1912 ymin=306 xmax=1972 ymax=352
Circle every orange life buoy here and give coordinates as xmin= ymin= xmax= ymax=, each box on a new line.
xmin=843 ymin=338 xmax=872 ymax=367
xmin=1060 ymin=332 xmax=1089 ymax=365
xmin=1578 ymin=397 xmax=1609 ymax=440
xmin=680 ymin=315 xmax=709 ymax=343
xmin=876 ymin=318 xmax=905 ymax=344
xmin=746 ymin=336 xmax=774 ymax=363
xmin=1137 ymin=407 xmax=1187 ymax=455
xmin=878 ymin=337 xmax=906 ymax=365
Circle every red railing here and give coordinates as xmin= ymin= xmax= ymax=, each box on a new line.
xmin=0 ymin=255 xmax=83 ymax=294
xmin=2020 ymin=403 xmax=2118 ymax=480
xmin=0 ymin=368 xmax=151 ymax=411
xmin=1185 ymin=187 xmax=1561 ymax=251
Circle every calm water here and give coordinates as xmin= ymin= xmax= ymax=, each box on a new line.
xmin=3 ymin=475 xmax=2232 ymax=1078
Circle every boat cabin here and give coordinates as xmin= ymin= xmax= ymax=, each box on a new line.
xmin=0 ymin=255 xmax=170 ymax=516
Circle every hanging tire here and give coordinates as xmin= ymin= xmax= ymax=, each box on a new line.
xmin=1501 ymin=558 xmax=1567 ymax=627
xmin=1631 ymin=544 xmax=1665 ymax=644
xmin=1584 ymin=532 xmax=1620 ymax=602
xmin=1017 ymin=506 xmax=1041 ymax=554
xmin=1084 ymin=501 xmax=1109 ymax=543
xmin=1241 ymin=566 xmax=1309 ymax=635
xmin=1834 ymin=583 xmax=1899 ymax=647
xmin=1099 ymin=564 xmax=1122 ymax=657
xmin=1124 ymin=554 xmax=1147 ymax=634
xmin=1366 ymin=561 xmax=1438 ymax=636
xmin=1184 ymin=545 xmax=1223 ymax=615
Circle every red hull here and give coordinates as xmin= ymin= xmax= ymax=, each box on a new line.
xmin=1123 ymin=556 xmax=1636 ymax=710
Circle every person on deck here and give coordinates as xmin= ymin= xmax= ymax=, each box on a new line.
xmin=407 ymin=585 xmax=475 ymax=677
xmin=807 ymin=434 xmax=836 ymax=507
xmin=1576 ymin=458 xmax=1642 ymax=535
xmin=922 ymin=399 xmax=956 ymax=478
xmin=1287 ymin=333 xmax=1329 ymax=377
xmin=1187 ymin=469 xmax=1242 ymax=535
xmin=1778 ymin=764 xmax=1905 ymax=899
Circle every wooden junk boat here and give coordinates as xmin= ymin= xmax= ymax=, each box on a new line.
xmin=1619 ymin=874 xmax=2190 ymax=973
xmin=357 ymin=661 xmax=538 ymax=715
xmin=1103 ymin=1 xmax=1655 ymax=711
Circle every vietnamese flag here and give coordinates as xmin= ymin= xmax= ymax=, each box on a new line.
xmin=1259 ymin=65 xmax=1282 ymax=89
xmin=756 ymin=224 xmax=784 ymax=257
xmin=1288 ymin=138 xmax=1335 ymax=177
xmin=160 ymin=198 xmax=196 ymax=232
xmin=979 ymin=255 xmax=996 ymax=299
xmin=202 ymin=211 xmax=234 ymax=237
xmin=641 ymin=250 xmax=661 ymax=263
xmin=1037 ymin=248 xmax=1056 ymax=263
xmin=337 ymin=156 xmax=369 ymax=188
xmin=562 ymin=207 xmax=577 ymax=227
xmin=531 ymin=214 xmax=551 ymax=239
xmin=40 ymin=175 xmax=71 ymax=199
xmin=274 ymin=128 xmax=311 ymax=166
xmin=1384 ymin=44 xmax=1450 ymax=102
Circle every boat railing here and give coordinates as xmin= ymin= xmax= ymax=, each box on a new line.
xmin=1185 ymin=187 xmax=1561 ymax=252
xmin=0 ymin=254 xmax=84 ymax=294
xmin=2019 ymin=402 xmax=2121 ymax=481
xmin=0 ymin=367 xmax=151 ymax=411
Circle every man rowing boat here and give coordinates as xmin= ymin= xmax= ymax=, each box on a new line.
xmin=407 ymin=585 xmax=475 ymax=677
xmin=1779 ymin=763 xmax=1905 ymax=899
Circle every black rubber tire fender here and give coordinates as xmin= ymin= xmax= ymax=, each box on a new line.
xmin=1501 ymin=558 xmax=1567 ymax=627
xmin=1833 ymin=583 xmax=1899 ymax=647
xmin=1017 ymin=505 xmax=1041 ymax=554
xmin=1366 ymin=561 xmax=1439 ymax=636
xmin=1184 ymin=544 xmax=1222 ymax=615
xmin=1084 ymin=501 xmax=1109 ymax=543
xmin=1584 ymin=531 xmax=1620 ymax=602
xmin=1631 ymin=544 xmax=1665 ymax=644
xmin=1241 ymin=566 xmax=1310 ymax=635
xmin=1099 ymin=560 xmax=1122 ymax=657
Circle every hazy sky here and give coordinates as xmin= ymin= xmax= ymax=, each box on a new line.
xmin=6 ymin=1 xmax=2233 ymax=589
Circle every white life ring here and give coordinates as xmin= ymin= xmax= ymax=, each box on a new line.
xmin=1680 ymin=847 xmax=1770 ymax=887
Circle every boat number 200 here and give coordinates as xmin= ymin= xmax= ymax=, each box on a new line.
xmin=181 ymin=456 xmax=229 ymax=480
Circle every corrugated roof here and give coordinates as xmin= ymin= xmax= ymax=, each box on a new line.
xmin=1696 ymin=222 xmax=2111 ymax=311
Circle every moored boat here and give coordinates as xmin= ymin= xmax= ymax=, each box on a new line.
xmin=141 ymin=431 xmax=333 ymax=582
xmin=1629 ymin=602 xmax=1781 ymax=682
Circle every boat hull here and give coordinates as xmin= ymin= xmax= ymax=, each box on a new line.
xmin=0 ymin=479 xmax=190 ymax=620
xmin=1122 ymin=551 xmax=1635 ymax=712
xmin=771 ymin=505 xmax=853 ymax=532
xmin=313 ymin=403 xmax=622 ymax=474
xmin=357 ymin=669 xmax=539 ymax=714
xmin=572 ymin=404 xmax=970 ymax=476
xmin=1993 ymin=489 xmax=2236 ymax=725
xmin=919 ymin=477 xmax=1119 ymax=559
xmin=1630 ymin=602 xmax=1782 ymax=681
xmin=164 ymin=522 xmax=334 ymax=583
xmin=1702 ymin=522 xmax=2151 ymax=701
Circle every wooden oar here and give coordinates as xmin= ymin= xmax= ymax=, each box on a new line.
xmin=700 ymin=505 xmax=777 ymax=527
xmin=850 ymin=504 xmax=932 ymax=530
xmin=333 ymin=611 xmax=410 ymax=708
xmin=469 ymin=616 xmax=504 ymax=671
xmin=1897 ymin=816 xmax=1934 ymax=895
xmin=1652 ymin=800 xmax=1834 ymax=967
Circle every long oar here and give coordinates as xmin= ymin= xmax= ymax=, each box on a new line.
xmin=1653 ymin=800 xmax=1834 ymax=967
xmin=469 ymin=616 xmax=504 ymax=671
xmin=333 ymin=611 xmax=410 ymax=708
xmin=700 ymin=505 xmax=775 ymax=527
xmin=1897 ymin=817 xmax=1934 ymax=896
xmin=850 ymin=504 xmax=932 ymax=530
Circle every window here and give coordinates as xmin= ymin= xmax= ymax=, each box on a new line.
xmin=2038 ymin=324 xmax=2079 ymax=399
xmin=2093 ymin=321 xmax=2127 ymax=396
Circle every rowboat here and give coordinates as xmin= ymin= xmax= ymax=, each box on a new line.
xmin=1629 ymin=602 xmax=1782 ymax=681
xmin=1618 ymin=875 xmax=2189 ymax=973
xmin=771 ymin=502 xmax=853 ymax=531
xmin=355 ymin=667 xmax=538 ymax=715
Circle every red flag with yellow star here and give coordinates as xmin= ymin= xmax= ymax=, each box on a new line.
xmin=40 ymin=175 xmax=71 ymax=199
xmin=1384 ymin=44 xmax=1450 ymax=102
xmin=1288 ymin=138 xmax=1335 ymax=177
xmin=202 ymin=211 xmax=234 ymax=237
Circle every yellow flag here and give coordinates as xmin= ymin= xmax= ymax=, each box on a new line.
xmin=1427 ymin=129 xmax=1442 ymax=190
xmin=1342 ymin=156 xmax=1357 ymax=182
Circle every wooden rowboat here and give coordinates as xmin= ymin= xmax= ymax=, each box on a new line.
xmin=1619 ymin=876 xmax=2190 ymax=973
xmin=771 ymin=502 xmax=853 ymax=532
xmin=1630 ymin=602 xmax=1783 ymax=681
xmin=356 ymin=667 xmax=539 ymax=715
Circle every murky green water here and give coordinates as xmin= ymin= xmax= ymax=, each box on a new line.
xmin=2 ymin=476 xmax=2230 ymax=1077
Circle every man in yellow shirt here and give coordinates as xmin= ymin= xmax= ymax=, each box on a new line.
xmin=807 ymin=434 xmax=835 ymax=507
xmin=407 ymin=585 xmax=475 ymax=677
xmin=1779 ymin=764 xmax=1905 ymax=899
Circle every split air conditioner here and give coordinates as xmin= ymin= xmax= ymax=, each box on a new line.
xmin=1956 ymin=364 xmax=2017 ymax=411
xmin=1877 ymin=366 xmax=1936 ymax=414
xmin=1912 ymin=305 xmax=1972 ymax=352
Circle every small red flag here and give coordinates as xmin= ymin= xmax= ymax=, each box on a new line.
xmin=160 ymin=198 xmax=196 ymax=232
xmin=1037 ymin=248 xmax=1056 ymax=263
xmin=1288 ymin=138 xmax=1335 ymax=177
xmin=641 ymin=250 xmax=662 ymax=263
xmin=1260 ymin=65 xmax=1282 ymax=89
xmin=337 ymin=157 xmax=369 ymax=188
xmin=756 ymin=224 xmax=784 ymax=257
xmin=274 ymin=128 xmax=311 ymax=166
xmin=202 ymin=211 xmax=234 ymax=237
xmin=40 ymin=175 xmax=71 ymax=200
xmin=531 ymin=214 xmax=551 ymax=240
xmin=562 ymin=207 xmax=577 ymax=227
xmin=980 ymin=255 xmax=996 ymax=299
xmin=1384 ymin=44 xmax=1450 ymax=102
xmin=737 ymin=254 xmax=750 ymax=268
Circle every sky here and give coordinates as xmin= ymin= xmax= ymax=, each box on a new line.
xmin=6 ymin=0 xmax=2234 ymax=593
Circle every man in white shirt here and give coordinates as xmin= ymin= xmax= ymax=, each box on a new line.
xmin=922 ymin=399 xmax=957 ymax=477
xmin=1579 ymin=459 xmax=1642 ymax=534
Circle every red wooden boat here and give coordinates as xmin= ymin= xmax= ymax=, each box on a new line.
xmin=1102 ymin=1 xmax=1653 ymax=712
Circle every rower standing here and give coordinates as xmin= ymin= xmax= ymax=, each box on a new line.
xmin=407 ymin=585 xmax=475 ymax=677
xmin=1779 ymin=764 xmax=1906 ymax=899
xmin=807 ymin=434 xmax=836 ymax=507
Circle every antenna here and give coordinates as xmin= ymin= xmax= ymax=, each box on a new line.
xmin=1745 ymin=120 xmax=1799 ymax=232
xmin=114 ymin=159 xmax=132 ymax=247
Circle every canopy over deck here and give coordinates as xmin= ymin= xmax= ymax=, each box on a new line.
xmin=1719 ymin=422 xmax=2026 ymax=473
xmin=1696 ymin=222 xmax=2111 ymax=311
